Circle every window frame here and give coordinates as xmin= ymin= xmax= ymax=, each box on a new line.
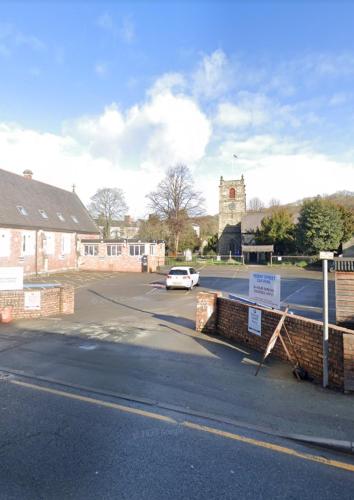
xmin=84 ymin=244 xmax=99 ymax=256
xmin=107 ymin=244 xmax=123 ymax=256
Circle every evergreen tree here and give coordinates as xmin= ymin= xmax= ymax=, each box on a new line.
xmin=297 ymin=198 xmax=344 ymax=254
xmin=256 ymin=208 xmax=296 ymax=254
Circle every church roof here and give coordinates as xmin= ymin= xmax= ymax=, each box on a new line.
xmin=241 ymin=212 xmax=266 ymax=232
xmin=0 ymin=168 xmax=99 ymax=234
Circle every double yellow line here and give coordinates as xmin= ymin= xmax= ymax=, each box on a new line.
xmin=11 ymin=379 xmax=354 ymax=473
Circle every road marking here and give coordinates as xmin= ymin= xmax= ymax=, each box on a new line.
xmin=10 ymin=379 xmax=354 ymax=473
xmin=183 ymin=422 xmax=354 ymax=473
xmin=11 ymin=380 xmax=176 ymax=424
xmin=281 ymin=284 xmax=309 ymax=304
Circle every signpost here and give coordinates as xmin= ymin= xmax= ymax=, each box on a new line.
xmin=319 ymin=251 xmax=334 ymax=388
xmin=0 ymin=267 xmax=23 ymax=291
xmin=249 ymin=272 xmax=281 ymax=309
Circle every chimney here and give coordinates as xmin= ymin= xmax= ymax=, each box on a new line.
xmin=124 ymin=215 xmax=132 ymax=225
xmin=23 ymin=169 xmax=33 ymax=180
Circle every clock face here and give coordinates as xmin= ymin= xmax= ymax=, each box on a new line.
xmin=228 ymin=202 xmax=236 ymax=210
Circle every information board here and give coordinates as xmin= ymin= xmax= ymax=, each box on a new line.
xmin=249 ymin=273 xmax=281 ymax=309
xmin=248 ymin=307 xmax=262 ymax=336
xmin=24 ymin=291 xmax=41 ymax=311
xmin=0 ymin=267 xmax=23 ymax=291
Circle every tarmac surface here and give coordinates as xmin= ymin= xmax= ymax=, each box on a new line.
xmin=0 ymin=266 xmax=352 ymax=498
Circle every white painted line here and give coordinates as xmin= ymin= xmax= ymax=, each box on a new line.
xmin=281 ymin=284 xmax=309 ymax=304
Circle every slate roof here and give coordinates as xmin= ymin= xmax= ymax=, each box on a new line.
xmin=241 ymin=212 xmax=266 ymax=232
xmin=0 ymin=169 xmax=99 ymax=234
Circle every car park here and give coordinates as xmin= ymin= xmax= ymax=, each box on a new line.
xmin=166 ymin=266 xmax=200 ymax=290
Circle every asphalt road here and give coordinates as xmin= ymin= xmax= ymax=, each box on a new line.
xmin=0 ymin=266 xmax=351 ymax=499
xmin=0 ymin=375 xmax=353 ymax=500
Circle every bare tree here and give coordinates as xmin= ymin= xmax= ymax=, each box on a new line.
xmin=269 ymin=198 xmax=281 ymax=208
xmin=146 ymin=164 xmax=204 ymax=253
xmin=248 ymin=197 xmax=265 ymax=212
xmin=88 ymin=187 xmax=128 ymax=239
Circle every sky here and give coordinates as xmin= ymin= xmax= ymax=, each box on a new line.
xmin=1 ymin=0 xmax=354 ymax=218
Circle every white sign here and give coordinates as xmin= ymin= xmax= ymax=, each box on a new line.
xmin=0 ymin=267 xmax=23 ymax=291
xmin=248 ymin=308 xmax=262 ymax=336
xmin=249 ymin=273 xmax=281 ymax=309
xmin=24 ymin=291 xmax=41 ymax=311
xmin=319 ymin=251 xmax=334 ymax=260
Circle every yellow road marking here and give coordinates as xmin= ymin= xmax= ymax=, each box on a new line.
xmin=183 ymin=422 xmax=354 ymax=473
xmin=11 ymin=379 xmax=354 ymax=473
xmin=11 ymin=380 xmax=176 ymax=424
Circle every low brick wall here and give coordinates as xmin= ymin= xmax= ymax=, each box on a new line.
xmin=196 ymin=292 xmax=354 ymax=392
xmin=0 ymin=285 xmax=74 ymax=320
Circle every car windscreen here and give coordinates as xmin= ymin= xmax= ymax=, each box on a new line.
xmin=169 ymin=269 xmax=188 ymax=275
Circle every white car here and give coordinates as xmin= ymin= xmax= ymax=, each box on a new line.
xmin=166 ymin=266 xmax=200 ymax=290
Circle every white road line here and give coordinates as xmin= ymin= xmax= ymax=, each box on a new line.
xmin=281 ymin=284 xmax=309 ymax=304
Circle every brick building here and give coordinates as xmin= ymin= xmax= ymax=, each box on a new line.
xmin=0 ymin=168 xmax=99 ymax=275
xmin=79 ymin=239 xmax=165 ymax=272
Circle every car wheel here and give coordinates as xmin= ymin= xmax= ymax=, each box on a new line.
xmin=166 ymin=286 xmax=171 ymax=290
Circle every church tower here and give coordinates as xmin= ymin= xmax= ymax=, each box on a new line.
xmin=218 ymin=175 xmax=246 ymax=255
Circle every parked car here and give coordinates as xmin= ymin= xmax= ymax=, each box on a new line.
xmin=166 ymin=266 xmax=200 ymax=290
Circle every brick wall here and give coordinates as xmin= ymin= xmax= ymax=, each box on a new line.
xmin=336 ymin=271 xmax=354 ymax=328
xmin=0 ymin=285 xmax=74 ymax=320
xmin=79 ymin=241 xmax=165 ymax=273
xmin=196 ymin=293 xmax=354 ymax=391
xmin=0 ymin=228 xmax=78 ymax=275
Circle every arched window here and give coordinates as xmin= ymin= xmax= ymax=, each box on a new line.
xmin=229 ymin=187 xmax=236 ymax=199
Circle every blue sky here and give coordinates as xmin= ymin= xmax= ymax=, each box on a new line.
xmin=1 ymin=1 xmax=354 ymax=216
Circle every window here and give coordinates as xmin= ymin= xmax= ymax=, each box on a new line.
xmin=38 ymin=209 xmax=48 ymax=219
xmin=61 ymin=234 xmax=71 ymax=255
xmin=57 ymin=212 xmax=65 ymax=222
xmin=149 ymin=244 xmax=155 ymax=256
xmin=169 ymin=269 xmax=188 ymax=276
xmin=0 ymin=230 xmax=10 ymax=257
xmin=71 ymin=215 xmax=78 ymax=224
xmin=17 ymin=205 xmax=28 ymax=216
xmin=107 ymin=244 xmax=123 ymax=256
xmin=43 ymin=232 xmax=55 ymax=255
xmin=129 ymin=244 xmax=145 ymax=256
xmin=21 ymin=231 xmax=35 ymax=256
xmin=84 ymin=244 xmax=98 ymax=256
xmin=229 ymin=188 xmax=236 ymax=199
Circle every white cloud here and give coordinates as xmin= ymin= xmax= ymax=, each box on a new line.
xmin=97 ymin=13 xmax=114 ymax=33
xmin=148 ymin=72 xmax=186 ymax=97
xmin=94 ymin=62 xmax=109 ymax=77
xmin=120 ymin=16 xmax=135 ymax=43
xmin=65 ymin=90 xmax=211 ymax=167
xmin=0 ymin=22 xmax=45 ymax=55
xmin=192 ymin=49 xmax=232 ymax=99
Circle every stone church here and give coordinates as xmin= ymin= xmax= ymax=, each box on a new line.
xmin=218 ymin=175 xmax=247 ymax=255
xmin=218 ymin=175 xmax=275 ymax=263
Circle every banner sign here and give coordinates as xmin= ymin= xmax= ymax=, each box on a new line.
xmin=0 ymin=267 xmax=23 ymax=291
xmin=24 ymin=291 xmax=41 ymax=311
xmin=248 ymin=307 xmax=262 ymax=336
xmin=249 ymin=273 xmax=281 ymax=309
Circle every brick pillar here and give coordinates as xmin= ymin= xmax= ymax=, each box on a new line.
xmin=59 ymin=285 xmax=75 ymax=315
xmin=335 ymin=271 xmax=354 ymax=328
xmin=343 ymin=333 xmax=354 ymax=392
xmin=196 ymin=291 xmax=221 ymax=334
